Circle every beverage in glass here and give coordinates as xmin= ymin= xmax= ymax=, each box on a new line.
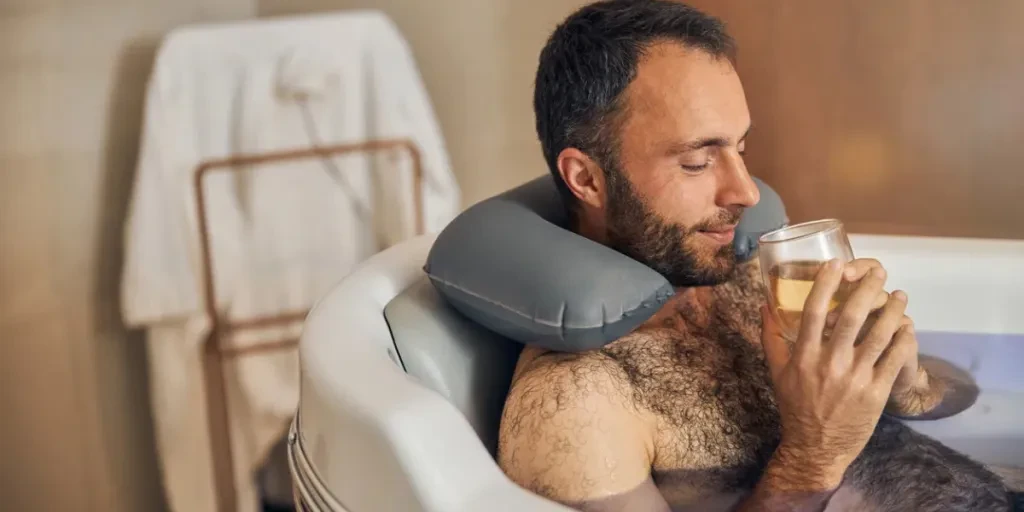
xmin=758 ymin=219 xmax=856 ymax=341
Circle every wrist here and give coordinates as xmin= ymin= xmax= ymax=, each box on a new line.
xmin=764 ymin=443 xmax=847 ymax=492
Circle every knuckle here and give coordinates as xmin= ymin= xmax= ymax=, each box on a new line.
xmin=849 ymin=367 xmax=867 ymax=387
xmin=859 ymin=258 xmax=882 ymax=269
xmin=891 ymin=334 xmax=907 ymax=348
xmin=802 ymin=307 xmax=826 ymax=324
xmin=861 ymin=333 xmax=885 ymax=355
xmin=880 ymin=303 xmax=906 ymax=327
xmin=836 ymin=308 xmax=866 ymax=330
xmin=861 ymin=276 xmax=884 ymax=295
xmin=819 ymin=361 xmax=837 ymax=382
xmin=795 ymin=354 xmax=815 ymax=373
xmin=876 ymin=271 xmax=888 ymax=286
xmin=828 ymin=356 xmax=847 ymax=376
xmin=871 ymin=265 xmax=888 ymax=281
xmin=831 ymin=323 xmax=857 ymax=342
xmin=859 ymin=367 xmax=878 ymax=387
xmin=906 ymin=333 xmax=919 ymax=351
xmin=869 ymin=386 xmax=889 ymax=404
xmin=838 ymin=302 xmax=862 ymax=319
xmin=798 ymin=357 xmax=820 ymax=378
xmin=896 ymin=336 xmax=917 ymax=357
xmin=906 ymin=323 xmax=918 ymax=337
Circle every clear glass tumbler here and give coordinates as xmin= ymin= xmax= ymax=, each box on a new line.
xmin=758 ymin=219 xmax=855 ymax=341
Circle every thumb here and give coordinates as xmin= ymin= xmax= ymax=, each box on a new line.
xmin=761 ymin=305 xmax=789 ymax=380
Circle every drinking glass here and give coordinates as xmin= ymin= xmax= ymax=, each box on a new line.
xmin=758 ymin=219 xmax=855 ymax=342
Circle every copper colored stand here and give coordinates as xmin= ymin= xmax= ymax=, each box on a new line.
xmin=193 ymin=139 xmax=424 ymax=511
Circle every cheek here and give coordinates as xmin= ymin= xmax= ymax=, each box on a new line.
xmin=647 ymin=174 xmax=718 ymax=227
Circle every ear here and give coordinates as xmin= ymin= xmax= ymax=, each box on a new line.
xmin=556 ymin=147 xmax=606 ymax=209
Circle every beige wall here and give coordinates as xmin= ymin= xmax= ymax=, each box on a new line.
xmin=259 ymin=0 xmax=589 ymax=205
xmin=0 ymin=0 xmax=253 ymax=510
xmin=1 ymin=1 xmax=580 ymax=510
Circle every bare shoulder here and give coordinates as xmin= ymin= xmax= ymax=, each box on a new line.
xmin=501 ymin=348 xmax=639 ymax=438
xmin=498 ymin=348 xmax=655 ymax=504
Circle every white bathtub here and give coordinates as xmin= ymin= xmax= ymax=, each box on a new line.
xmin=288 ymin=233 xmax=1024 ymax=512
xmin=850 ymin=234 xmax=1024 ymax=470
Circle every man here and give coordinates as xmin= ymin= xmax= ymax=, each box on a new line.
xmin=496 ymin=1 xmax=1010 ymax=511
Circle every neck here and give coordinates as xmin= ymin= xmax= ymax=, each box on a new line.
xmin=643 ymin=286 xmax=712 ymax=331
xmin=571 ymin=206 xmax=610 ymax=245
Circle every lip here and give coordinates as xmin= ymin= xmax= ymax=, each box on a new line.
xmin=698 ymin=226 xmax=736 ymax=245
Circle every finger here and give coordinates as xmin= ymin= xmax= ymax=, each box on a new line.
xmin=871 ymin=290 xmax=890 ymax=312
xmin=795 ymin=258 xmax=844 ymax=358
xmin=874 ymin=323 xmax=918 ymax=386
xmin=842 ymin=258 xmax=883 ymax=282
xmin=761 ymin=306 xmax=789 ymax=381
xmin=825 ymin=290 xmax=888 ymax=329
xmin=831 ymin=266 xmax=887 ymax=348
xmin=843 ymin=259 xmax=890 ymax=312
xmin=855 ymin=291 xmax=909 ymax=367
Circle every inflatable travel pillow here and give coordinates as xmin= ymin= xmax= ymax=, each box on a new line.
xmin=424 ymin=175 xmax=787 ymax=352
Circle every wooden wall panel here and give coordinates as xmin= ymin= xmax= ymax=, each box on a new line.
xmin=691 ymin=0 xmax=1024 ymax=239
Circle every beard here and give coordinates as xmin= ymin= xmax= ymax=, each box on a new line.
xmin=604 ymin=170 xmax=742 ymax=287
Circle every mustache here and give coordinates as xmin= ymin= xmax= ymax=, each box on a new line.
xmin=692 ymin=207 xmax=744 ymax=232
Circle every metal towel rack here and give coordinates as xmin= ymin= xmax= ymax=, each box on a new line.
xmin=193 ymin=138 xmax=425 ymax=511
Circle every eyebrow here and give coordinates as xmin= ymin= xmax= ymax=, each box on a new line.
xmin=666 ymin=124 xmax=753 ymax=154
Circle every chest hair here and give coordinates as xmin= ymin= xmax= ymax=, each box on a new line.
xmin=601 ymin=264 xmax=781 ymax=491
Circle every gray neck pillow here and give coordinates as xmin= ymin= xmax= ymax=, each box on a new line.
xmin=424 ymin=175 xmax=787 ymax=352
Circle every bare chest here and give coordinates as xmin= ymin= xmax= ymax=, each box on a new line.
xmin=601 ymin=279 xmax=781 ymax=505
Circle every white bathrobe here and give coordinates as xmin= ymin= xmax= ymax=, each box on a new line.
xmin=121 ymin=11 xmax=461 ymax=512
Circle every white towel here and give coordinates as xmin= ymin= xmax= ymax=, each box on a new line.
xmin=121 ymin=11 xmax=460 ymax=512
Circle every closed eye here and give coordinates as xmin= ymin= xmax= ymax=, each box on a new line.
xmin=681 ymin=163 xmax=708 ymax=172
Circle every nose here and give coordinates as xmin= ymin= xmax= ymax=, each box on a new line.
xmin=718 ymin=161 xmax=760 ymax=209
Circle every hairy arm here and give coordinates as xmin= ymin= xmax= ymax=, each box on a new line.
xmin=497 ymin=356 xmax=670 ymax=512
xmin=733 ymin=447 xmax=842 ymax=512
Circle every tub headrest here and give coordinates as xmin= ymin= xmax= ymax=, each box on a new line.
xmin=424 ymin=175 xmax=787 ymax=352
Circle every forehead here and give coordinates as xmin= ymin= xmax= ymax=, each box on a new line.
xmin=621 ymin=41 xmax=749 ymax=144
